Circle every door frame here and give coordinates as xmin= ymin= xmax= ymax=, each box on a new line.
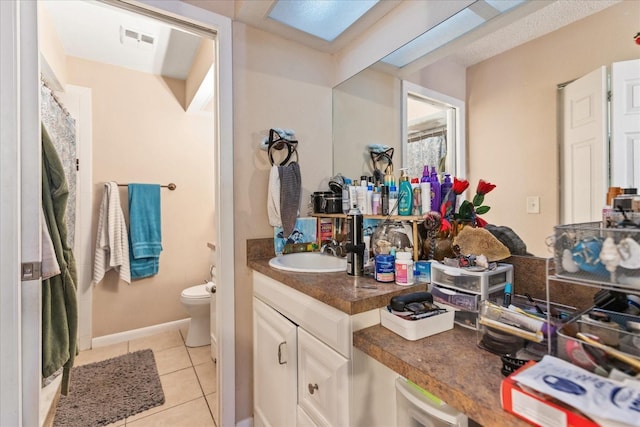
xmin=0 ymin=1 xmax=236 ymax=425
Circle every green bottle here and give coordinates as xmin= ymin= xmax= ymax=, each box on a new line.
xmin=398 ymin=169 xmax=413 ymax=216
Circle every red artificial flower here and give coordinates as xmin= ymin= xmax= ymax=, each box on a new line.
xmin=452 ymin=177 xmax=469 ymax=195
xmin=476 ymin=179 xmax=496 ymax=196
xmin=439 ymin=202 xmax=452 ymax=232
xmin=475 ymin=216 xmax=488 ymax=228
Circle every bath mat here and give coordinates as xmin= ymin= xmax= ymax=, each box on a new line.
xmin=53 ymin=349 xmax=165 ymax=426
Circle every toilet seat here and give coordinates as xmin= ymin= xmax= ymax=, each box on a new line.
xmin=181 ymin=284 xmax=211 ymax=300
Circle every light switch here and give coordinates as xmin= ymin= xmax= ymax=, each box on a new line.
xmin=527 ymin=196 xmax=540 ymax=214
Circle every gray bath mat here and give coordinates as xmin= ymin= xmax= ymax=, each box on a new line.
xmin=53 ymin=349 xmax=165 ymax=426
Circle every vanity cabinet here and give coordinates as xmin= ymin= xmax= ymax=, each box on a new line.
xmin=253 ymin=271 xmax=371 ymax=427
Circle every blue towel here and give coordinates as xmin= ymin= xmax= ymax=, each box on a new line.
xmin=128 ymin=183 xmax=162 ymax=279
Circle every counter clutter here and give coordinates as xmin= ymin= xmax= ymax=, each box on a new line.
xmin=247 ymin=238 xmax=531 ymax=426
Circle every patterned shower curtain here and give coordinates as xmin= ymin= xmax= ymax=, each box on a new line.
xmin=40 ymin=81 xmax=77 ymax=249
xmin=407 ymin=135 xmax=447 ymax=179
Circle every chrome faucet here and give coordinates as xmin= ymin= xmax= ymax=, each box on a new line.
xmin=321 ymin=239 xmax=345 ymax=257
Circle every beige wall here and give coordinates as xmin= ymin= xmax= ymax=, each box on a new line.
xmin=333 ymin=67 xmax=401 ymax=180
xmin=466 ymin=0 xmax=639 ymax=257
xmin=38 ymin=3 xmax=67 ymax=88
xmin=66 ymin=57 xmax=216 ymax=337
xmin=232 ymin=22 xmax=334 ymax=422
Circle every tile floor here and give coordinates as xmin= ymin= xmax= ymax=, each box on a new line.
xmin=72 ymin=328 xmax=218 ymax=427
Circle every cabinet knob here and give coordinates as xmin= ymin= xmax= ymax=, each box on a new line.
xmin=308 ymin=383 xmax=319 ymax=394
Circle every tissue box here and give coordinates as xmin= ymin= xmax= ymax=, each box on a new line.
xmin=380 ymin=305 xmax=454 ymax=341
xmin=501 ymin=362 xmax=599 ymax=427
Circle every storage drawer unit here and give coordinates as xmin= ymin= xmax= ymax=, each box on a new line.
xmin=430 ymin=262 xmax=513 ymax=296
xmin=429 ymin=263 xmax=512 ymax=330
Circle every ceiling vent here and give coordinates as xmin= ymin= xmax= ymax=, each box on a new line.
xmin=120 ymin=26 xmax=155 ymax=50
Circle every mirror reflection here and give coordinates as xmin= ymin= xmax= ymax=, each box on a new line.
xmin=332 ymin=1 xmax=639 ymax=257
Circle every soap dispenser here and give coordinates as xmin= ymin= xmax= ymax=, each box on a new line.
xmin=398 ymin=169 xmax=413 ymax=216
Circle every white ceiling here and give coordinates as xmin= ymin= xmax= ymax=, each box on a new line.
xmin=41 ymin=0 xmax=620 ymax=81
xmin=42 ymin=0 xmax=202 ymax=80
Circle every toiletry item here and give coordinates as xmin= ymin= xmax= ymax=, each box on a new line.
xmin=348 ymin=184 xmax=358 ymax=210
xmin=429 ymin=167 xmax=441 ymax=212
xmin=420 ymin=182 xmax=431 ymax=214
xmin=366 ymin=184 xmax=373 ymax=215
xmin=395 ymin=251 xmax=414 ymax=285
xmin=381 ymin=185 xmax=389 ymax=215
xmin=342 ymin=178 xmax=351 ymax=214
xmin=413 ymin=186 xmax=421 ymax=216
xmin=346 ymin=208 xmax=364 ymax=276
xmin=356 ymin=185 xmax=367 ymax=213
xmin=503 ymin=282 xmax=512 ymax=307
xmin=398 ymin=169 xmax=413 ymax=216
xmin=384 ymin=165 xmax=396 ymax=188
xmin=421 ymin=165 xmax=430 ymax=184
xmin=372 ymin=192 xmax=381 ymax=215
xmin=389 ymin=186 xmax=399 ymax=215
xmin=441 ymin=173 xmax=454 ymax=208
xmin=375 ymin=254 xmax=395 ymax=283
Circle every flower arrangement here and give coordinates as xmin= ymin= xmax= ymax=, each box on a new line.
xmin=439 ymin=178 xmax=496 ymax=231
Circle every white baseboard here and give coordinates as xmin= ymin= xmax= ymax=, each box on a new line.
xmin=91 ymin=318 xmax=190 ymax=348
xmin=236 ymin=417 xmax=254 ymax=427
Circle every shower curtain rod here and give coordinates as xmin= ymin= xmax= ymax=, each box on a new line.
xmin=117 ymin=182 xmax=177 ymax=190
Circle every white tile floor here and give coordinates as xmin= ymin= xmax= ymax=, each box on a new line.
xmin=72 ymin=328 xmax=218 ymax=427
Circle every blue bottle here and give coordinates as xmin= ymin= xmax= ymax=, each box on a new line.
xmin=429 ymin=167 xmax=441 ymax=213
xmin=398 ymin=169 xmax=413 ymax=216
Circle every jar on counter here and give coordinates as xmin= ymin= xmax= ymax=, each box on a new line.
xmin=375 ymin=254 xmax=395 ymax=283
xmin=395 ymin=252 xmax=414 ymax=286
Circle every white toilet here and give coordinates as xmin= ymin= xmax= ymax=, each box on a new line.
xmin=181 ymin=281 xmax=215 ymax=347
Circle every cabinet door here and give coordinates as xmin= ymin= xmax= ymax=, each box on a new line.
xmin=254 ymin=298 xmax=298 ymax=427
xmin=298 ymin=328 xmax=349 ymax=427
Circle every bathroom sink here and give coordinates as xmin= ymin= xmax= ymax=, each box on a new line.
xmin=268 ymin=252 xmax=347 ymax=273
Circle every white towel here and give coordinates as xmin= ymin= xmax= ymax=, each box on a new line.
xmin=41 ymin=209 xmax=61 ymax=280
xmin=267 ymin=165 xmax=282 ymax=227
xmin=93 ymin=182 xmax=131 ymax=284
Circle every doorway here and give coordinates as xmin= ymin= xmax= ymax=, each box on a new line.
xmin=9 ymin=1 xmax=235 ymax=425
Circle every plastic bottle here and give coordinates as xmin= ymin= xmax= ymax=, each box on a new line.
xmin=366 ymin=183 xmax=374 ymax=215
xmin=429 ymin=167 xmax=441 ymax=213
xmin=420 ymin=166 xmax=431 ymax=215
xmin=441 ymin=173 xmax=454 ymax=210
xmin=381 ymin=185 xmax=390 ymax=215
xmin=389 ymin=186 xmax=399 ymax=215
xmin=398 ymin=169 xmax=413 ymax=216
xmin=342 ymin=178 xmax=352 ymax=214
xmin=384 ymin=165 xmax=396 ymax=188
xmin=395 ymin=252 xmax=414 ymax=285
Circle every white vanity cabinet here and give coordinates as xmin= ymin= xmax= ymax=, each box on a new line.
xmin=253 ymin=271 xmax=378 ymax=427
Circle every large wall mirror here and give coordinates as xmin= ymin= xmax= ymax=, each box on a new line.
xmin=332 ymin=0 xmax=639 ymax=257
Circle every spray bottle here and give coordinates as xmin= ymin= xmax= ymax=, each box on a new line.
xmin=398 ymin=169 xmax=413 ymax=216
xmin=441 ymin=173 xmax=454 ymax=216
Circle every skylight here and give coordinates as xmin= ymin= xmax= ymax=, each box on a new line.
xmin=268 ymin=0 xmax=379 ymax=42
xmin=382 ymin=0 xmax=526 ymax=68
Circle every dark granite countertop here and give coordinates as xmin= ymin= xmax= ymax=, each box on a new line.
xmin=354 ymin=324 xmax=530 ymax=426
xmin=249 ymin=258 xmax=427 ymax=315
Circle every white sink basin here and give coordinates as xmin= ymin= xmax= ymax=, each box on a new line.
xmin=269 ymin=252 xmax=347 ymax=273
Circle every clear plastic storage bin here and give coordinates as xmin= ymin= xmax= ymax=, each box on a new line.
xmin=553 ymin=222 xmax=640 ymax=288
xmin=430 ymin=263 xmax=513 ymax=295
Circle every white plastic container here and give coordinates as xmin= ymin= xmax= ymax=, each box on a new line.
xmin=380 ymin=305 xmax=454 ymax=341
xmin=395 ymin=252 xmax=414 ymax=285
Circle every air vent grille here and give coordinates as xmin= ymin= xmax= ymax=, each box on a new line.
xmin=120 ymin=26 xmax=155 ymax=50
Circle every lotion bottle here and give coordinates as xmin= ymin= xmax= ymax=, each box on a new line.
xmin=398 ymin=169 xmax=413 ymax=216
xmin=420 ymin=166 xmax=431 ymax=214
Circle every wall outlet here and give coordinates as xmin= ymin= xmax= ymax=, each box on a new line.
xmin=527 ymin=196 xmax=540 ymax=214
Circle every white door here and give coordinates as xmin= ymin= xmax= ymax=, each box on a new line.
xmin=253 ymin=297 xmax=298 ymax=427
xmin=611 ymin=59 xmax=640 ymax=190
xmin=561 ymin=67 xmax=607 ymax=224
xmin=0 ymin=2 xmax=42 ymax=426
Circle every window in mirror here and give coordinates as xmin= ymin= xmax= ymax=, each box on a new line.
xmin=401 ymin=81 xmax=465 ymax=181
